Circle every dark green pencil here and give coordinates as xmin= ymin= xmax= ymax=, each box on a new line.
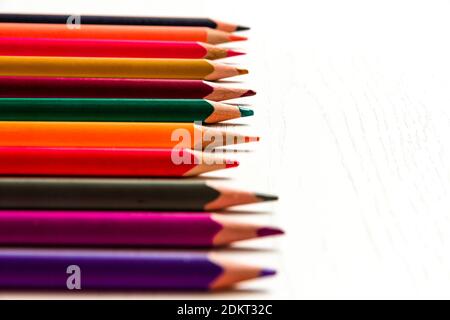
xmin=0 ymin=98 xmax=254 ymax=123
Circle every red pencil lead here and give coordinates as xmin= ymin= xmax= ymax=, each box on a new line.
xmin=244 ymin=136 xmax=260 ymax=143
xmin=226 ymin=49 xmax=246 ymax=58
xmin=225 ymin=160 xmax=240 ymax=169
xmin=242 ymin=89 xmax=257 ymax=97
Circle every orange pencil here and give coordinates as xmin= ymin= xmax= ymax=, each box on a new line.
xmin=0 ymin=122 xmax=259 ymax=149
xmin=0 ymin=23 xmax=246 ymax=44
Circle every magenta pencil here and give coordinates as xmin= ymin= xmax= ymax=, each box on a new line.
xmin=0 ymin=211 xmax=284 ymax=247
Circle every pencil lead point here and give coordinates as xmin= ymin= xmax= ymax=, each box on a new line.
xmin=239 ymin=106 xmax=254 ymax=117
xmin=242 ymin=89 xmax=257 ymax=97
xmin=225 ymin=160 xmax=240 ymax=168
xmin=257 ymin=227 xmax=285 ymax=238
xmin=260 ymin=269 xmax=277 ymax=277
xmin=226 ymin=49 xmax=246 ymax=57
xmin=255 ymin=193 xmax=279 ymax=202
xmin=237 ymin=68 xmax=249 ymax=75
xmin=236 ymin=25 xmax=251 ymax=32
xmin=229 ymin=34 xmax=248 ymax=42
xmin=244 ymin=135 xmax=259 ymax=143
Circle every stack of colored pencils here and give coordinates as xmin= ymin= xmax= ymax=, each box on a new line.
xmin=0 ymin=13 xmax=284 ymax=292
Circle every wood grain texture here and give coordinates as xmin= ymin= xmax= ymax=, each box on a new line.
xmin=2 ymin=0 xmax=450 ymax=299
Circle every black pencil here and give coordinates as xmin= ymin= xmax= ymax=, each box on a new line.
xmin=0 ymin=13 xmax=249 ymax=32
xmin=0 ymin=178 xmax=277 ymax=211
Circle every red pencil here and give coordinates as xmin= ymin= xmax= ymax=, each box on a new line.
xmin=0 ymin=38 xmax=244 ymax=60
xmin=0 ymin=147 xmax=238 ymax=177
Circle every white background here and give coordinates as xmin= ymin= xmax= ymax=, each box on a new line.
xmin=1 ymin=0 xmax=450 ymax=300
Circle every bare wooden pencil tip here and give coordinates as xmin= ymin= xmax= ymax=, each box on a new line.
xmin=208 ymin=254 xmax=273 ymax=289
xmin=244 ymin=135 xmax=260 ymax=143
xmin=211 ymin=215 xmax=285 ymax=246
xmin=205 ymin=62 xmax=248 ymax=81
xmin=183 ymin=150 xmax=239 ymax=176
xmin=204 ymin=82 xmax=256 ymax=101
xmin=205 ymin=184 xmax=273 ymax=210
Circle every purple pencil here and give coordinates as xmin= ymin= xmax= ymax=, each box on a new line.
xmin=0 ymin=210 xmax=284 ymax=247
xmin=0 ymin=249 xmax=276 ymax=290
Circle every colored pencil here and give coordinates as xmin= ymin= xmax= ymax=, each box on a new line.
xmin=0 ymin=77 xmax=256 ymax=101
xmin=0 ymin=14 xmax=249 ymax=32
xmin=0 ymin=121 xmax=259 ymax=149
xmin=0 ymin=56 xmax=248 ymax=81
xmin=0 ymin=98 xmax=253 ymax=123
xmin=0 ymin=178 xmax=278 ymax=211
xmin=0 ymin=23 xmax=247 ymax=44
xmin=0 ymin=147 xmax=239 ymax=177
xmin=0 ymin=211 xmax=284 ymax=247
xmin=0 ymin=38 xmax=244 ymax=60
xmin=0 ymin=250 xmax=273 ymax=290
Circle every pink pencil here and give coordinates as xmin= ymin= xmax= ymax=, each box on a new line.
xmin=0 ymin=211 xmax=284 ymax=247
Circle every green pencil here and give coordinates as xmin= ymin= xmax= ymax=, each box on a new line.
xmin=0 ymin=98 xmax=254 ymax=123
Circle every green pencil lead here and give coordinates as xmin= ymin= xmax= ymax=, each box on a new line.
xmin=239 ymin=106 xmax=254 ymax=117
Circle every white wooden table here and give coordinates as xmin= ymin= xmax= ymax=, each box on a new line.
xmin=1 ymin=0 xmax=450 ymax=300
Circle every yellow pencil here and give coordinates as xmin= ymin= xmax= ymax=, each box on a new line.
xmin=0 ymin=56 xmax=248 ymax=81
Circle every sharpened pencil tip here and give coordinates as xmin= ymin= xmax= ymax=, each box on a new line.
xmin=237 ymin=68 xmax=249 ymax=75
xmin=237 ymin=25 xmax=251 ymax=32
xmin=244 ymin=135 xmax=259 ymax=143
xmin=242 ymin=89 xmax=257 ymax=97
xmin=260 ymin=269 xmax=277 ymax=277
xmin=255 ymin=193 xmax=279 ymax=202
xmin=227 ymin=49 xmax=246 ymax=58
xmin=239 ymin=107 xmax=254 ymax=117
xmin=225 ymin=160 xmax=240 ymax=168
xmin=229 ymin=34 xmax=248 ymax=42
xmin=257 ymin=227 xmax=285 ymax=238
